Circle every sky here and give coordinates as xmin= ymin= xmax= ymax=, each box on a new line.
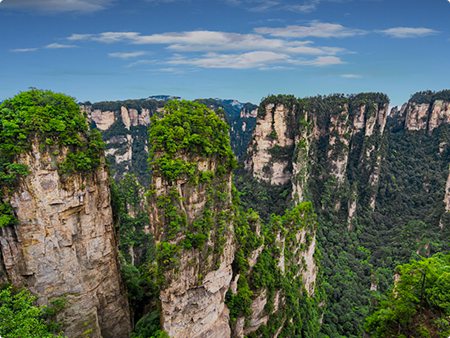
xmin=0 ymin=0 xmax=449 ymax=106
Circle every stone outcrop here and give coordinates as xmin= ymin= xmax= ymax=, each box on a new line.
xmin=404 ymin=102 xmax=430 ymax=131
xmin=0 ymin=141 xmax=131 ymax=338
xmin=402 ymin=96 xmax=450 ymax=134
xmin=150 ymin=161 xmax=235 ymax=338
xmin=82 ymin=98 xmax=257 ymax=184
xmin=89 ymin=109 xmax=116 ymax=131
xmin=229 ymin=202 xmax=318 ymax=337
xmin=147 ymin=102 xmax=237 ymax=338
xmin=444 ymin=168 xmax=450 ymax=213
xmin=429 ymin=100 xmax=450 ymax=132
xmin=247 ymin=94 xmax=389 ymax=220
xmin=245 ymin=101 xmax=297 ymax=185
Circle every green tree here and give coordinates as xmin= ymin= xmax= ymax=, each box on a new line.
xmin=0 ymin=286 xmax=62 ymax=338
xmin=365 ymin=252 xmax=450 ymax=337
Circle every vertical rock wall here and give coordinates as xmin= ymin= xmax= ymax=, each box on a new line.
xmin=0 ymin=142 xmax=131 ymax=338
xmin=149 ymin=160 xmax=235 ymax=338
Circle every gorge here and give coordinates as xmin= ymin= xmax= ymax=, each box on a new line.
xmin=0 ymin=89 xmax=449 ymax=338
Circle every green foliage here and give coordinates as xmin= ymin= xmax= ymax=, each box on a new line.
xmin=111 ymin=173 xmax=163 ymax=335
xmin=0 ymin=89 xmax=105 ymax=228
xmin=0 ymin=286 xmax=63 ymax=337
xmin=149 ymin=100 xmax=236 ymax=181
xmin=227 ymin=202 xmax=322 ymax=337
xmin=0 ymin=202 xmax=17 ymax=228
xmin=365 ymin=253 xmax=450 ymax=337
xmin=131 ymin=310 xmax=169 ymax=338
xmin=234 ymin=169 xmax=292 ymax=221
xmin=156 ymin=241 xmax=180 ymax=269
xmin=410 ymin=90 xmax=450 ymax=104
xmin=195 ymin=99 xmax=258 ymax=161
xmin=258 ymin=94 xmax=298 ymax=118
xmin=350 ymin=92 xmax=389 ymax=108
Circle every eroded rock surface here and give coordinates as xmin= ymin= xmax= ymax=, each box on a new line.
xmin=0 ymin=142 xmax=131 ymax=338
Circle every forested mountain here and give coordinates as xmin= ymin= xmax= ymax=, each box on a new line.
xmin=0 ymin=89 xmax=448 ymax=338
xmin=239 ymin=91 xmax=450 ymax=337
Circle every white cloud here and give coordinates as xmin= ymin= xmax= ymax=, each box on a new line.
xmin=67 ymin=27 xmax=352 ymax=70
xmin=225 ymin=0 xmax=281 ymax=12
xmin=225 ymin=0 xmax=359 ymax=13
xmin=167 ymin=52 xmax=343 ymax=69
xmin=380 ymin=27 xmax=439 ymax=38
xmin=168 ymin=51 xmax=290 ymax=69
xmin=126 ymin=59 xmax=157 ymax=68
xmin=297 ymin=56 xmax=344 ymax=66
xmin=67 ymin=30 xmax=346 ymax=55
xmin=45 ymin=43 xmax=76 ymax=49
xmin=108 ymin=51 xmax=146 ymax=59
xmin=10 ymin=48 xmax=38 ymax=52
xmin=341 ymin=73 xmax=362 ymax=79
xmin=68 ymin=32 xmax=141 ymax=43
xmin=0 ymin=0 xmax=113 ymax=12
xmin=284 ymin=0 xmax=320 ymax=13
xmin=255 ymin=21 xmax=367 ymax=38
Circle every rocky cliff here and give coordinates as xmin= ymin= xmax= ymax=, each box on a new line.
xmin=147 ymin=100 xmax=237 ymax=338
xmin=143 ymin=99 xmax=320 ymax=338
xmin=0 ymin=90 xmax=131 ymax=338
xmin=81 ymin=98 xmax=164 ymax=185
xmin=391 ymin=91 xmax=450 ymax=133
xmin=240 ymin=90 xmax=449 ymax=337
xmin=227 ymin=203 xmax=320 ymax=337
xmin=83 ymin=98 xmax=257 ymax=185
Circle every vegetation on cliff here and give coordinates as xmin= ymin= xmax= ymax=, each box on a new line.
xmin=149 ymin=99 xmax=236 ymax=181
xmin=227 ymin=200 xmax=322 ymax=337
xmin=0 ymin=286 xmax=64 ymax=338
xmin=365 ymin=253 xmax=450 ymax=337
xmin=410 ymin=89 xmax=450 ymax=104
xmin=239 ymin=91 xmax=449 ymax=338
xmin=0 ymin=89 xmax=104 ymax=229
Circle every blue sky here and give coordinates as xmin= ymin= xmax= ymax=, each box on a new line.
xmin=0 ymin=0 xmax=449 ymax=105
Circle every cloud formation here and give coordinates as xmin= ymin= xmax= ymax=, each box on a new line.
xmin=255 ymin=21 xmax=366 ymax=38
xmin=225 ymin=0 xmax=322 ymax=12
xmin=380 ymin=27 xmax=439 ymax=38
xmin=10 ymin=48 xmax=38 ymax=52
xmin=45 ymin=43 xmax=76 ymax=49
xmin=68 ymin=28 xmax=348 ymax=69
xmin=64 ymin=21 xmax=438 ymax=70
xmin=168 ymin=52 xmax=343 ymax=69
xmin=67 ymin=30 xmax=345 ymax=55
xmin=108 ymin=51 xmax=146 ymax=59
xmin=340 ymin=73 xmax=362 ymax=79
xmin=0 ymin=0 xmax=113 ymax=13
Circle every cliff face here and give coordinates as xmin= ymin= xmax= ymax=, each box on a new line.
xmin=0 ymin=90 xmax=131 ymax=337
xmin=147 ymin=101 xmax=237 ymax=338
xmin=83 ymin=98 xmax=257 ymax=185
xmin=150 ymin=160 xmax=235 ymax=338
xmin=244 ymin=95 xmax=320 ymax=289
xmin=245 ymin=94 xmax=389 ymax=223
xmin=0 ymin=142 xmax=131 ymax=337
xmin=394 ymin=97 xmax=450 ymax=133
xmin=241 ymin=91 xmax=449 ymax=337
xmin=81 ymin=101 xmax=161 ymax=185
xmin=245 ymin=100 xmax=297 ymax=185
xmin=228 ymin=203 xmax=319 ymax=337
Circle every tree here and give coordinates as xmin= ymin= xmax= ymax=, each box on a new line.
xmin=365 ymin=252 xmax=450 ymax=337
xmin=0 ymin=286 xmax=62 ymax=337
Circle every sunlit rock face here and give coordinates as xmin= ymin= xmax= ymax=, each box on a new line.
xmin=0 ymin=141 xmax=131 ymax=338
